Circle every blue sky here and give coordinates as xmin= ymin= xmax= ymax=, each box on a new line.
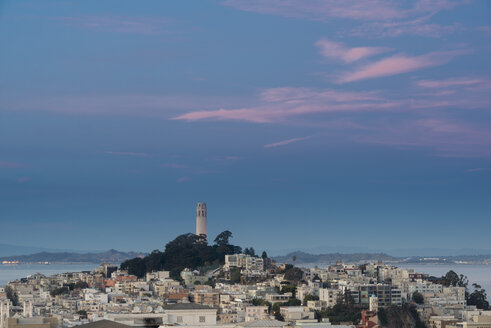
xmin=1 ymin=0 xmax=491 ymax=254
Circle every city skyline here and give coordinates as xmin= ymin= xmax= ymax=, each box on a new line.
xmin=1 ymin=0 xmax=491 ymax=253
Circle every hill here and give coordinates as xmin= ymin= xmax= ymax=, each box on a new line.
xmin=0 ymin=249 xmax=145 ymax=264
xmin=273 ymin=251 xmax=397 ymax=265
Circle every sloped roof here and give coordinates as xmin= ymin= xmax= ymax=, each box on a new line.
xmin=76 ymin=320 xmax=133 ymax=328
xmin=239 ymin=319 xmax=289 ymax=327
xmin=163 ymin=303 xmax=216 ymax=310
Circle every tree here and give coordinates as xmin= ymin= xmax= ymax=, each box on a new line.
xmin=74 ymin=281 xmax=89 ymax=290
xmin=280 ymin=285 xmax=297 ymax=297
xmin=261 ymin=251 xmax=268 ymax=259
xmin=245 ymin=247 xmax=256 ymax=257
xmin=284 ymin=267 xmax=303 ymax=282
xmin=467 ymin=284 xmax=489 ymax=310
xmin=5 ymin=286 xmax=19 ymax=306
xmin=230 ymin=268 xmax=241 ymax=283
xmin=412 ymin=291 xmax=424 ymax=304
xmin=77 ymin=310 xmax=87 ymax=318
xmin=272 ymin=303 xmax=284 ymax=321
xmin=214 ymin=230 xmax=232 ymax=246
xmin=120 ymin=257 xmax=146 ymax=278
xmin=441 ymin=270 xmax=468 ymax=288
xmin=304 ymin=294 xmax=319 ymax=305
xmin=50 ymin=287 xmax=70 ymax=297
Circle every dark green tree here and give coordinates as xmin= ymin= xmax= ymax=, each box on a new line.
xmin=304 ymin=294 xmax=319 ymax=305
xmin=261 ymin=251 xmax=268 ymax=259
xmin=412 ymin=291 xmax=424 ymax=304
xmin=230 ymin=268 xmax=241 ymax=283
xmin=214 ymin=230 xmax=232 ymax=246
xmin=5 ymin=286 xmax=19 ymax=306
xmin=284 ymin=267 xmax=303 ymax=282
xmin=467 ymin=284 xmax=489 ymax=310
xmin=74 ymin=281 xmax=89 ymax=290
xmin=120 ymin=257 xmax=146 ymax=278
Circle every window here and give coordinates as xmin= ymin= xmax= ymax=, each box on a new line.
xmin=177 ymin=316 xmax=182 ymax=323
xmin=199 ymin=316 xmax=206 ymax=323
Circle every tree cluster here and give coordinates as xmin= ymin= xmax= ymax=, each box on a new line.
xmin=438 ymin=270 xmax=489 ymax=310
xmin=315 ymin=291 xmax=360 ymax=325
xmin=120 ymin=230 xmax=242 ymax=279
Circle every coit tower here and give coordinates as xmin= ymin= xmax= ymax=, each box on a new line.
xmin=196 ymin=202 xmax=207 ymax=238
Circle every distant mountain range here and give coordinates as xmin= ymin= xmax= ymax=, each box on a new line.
xmin=273 ymin=251 xmax=491 ymax=265
xmin=0 ymin=249 xmax=146 ymax=264
xmin=273 ymin=251 xmax=397 ymax=265
xmin=268 ymin=246 xmax=491 ymax=257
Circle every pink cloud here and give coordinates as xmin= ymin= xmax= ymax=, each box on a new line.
xmin=260 ymin=87 xmax=380 ymax=103
xmin=417 ymin=78 xmax=485 ymax=88
xmin=349 ymin=13 xmax=465 ymax=38
xmin=360 ymin=118 xmax=491 ymax=158
xmin=264 ymin=136 xmax=312 ymax=148
xmin=104 ymin=151 xmax=150 ymax=157
xmin=223 ymin=0 xmax=467 ymax=22
xmin=338 ymin=50 xmax=467 ymax=83
xmin=172 ymin=87 xmax=400 ymax=123
xmin=0 ymin=161 xmax=23 ymax=168
xmin=315 ymin=38 xmax=392 ymax=62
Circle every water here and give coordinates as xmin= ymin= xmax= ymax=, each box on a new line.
xmin=0 ymin=263 xmax=98 ymax=285
xmin=398 ymin=264 xmax=491 ymax=294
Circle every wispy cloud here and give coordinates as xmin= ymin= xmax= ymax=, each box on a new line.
xmin=338 ymin=50 xmax=467 ymax=83
xmin=172 ymin=87 xmax=393 ymax=123
xmin=315 ymin=38 xmax=392 ymax=63
xmin=0 ymin=161 xmax=23 ymax=168
xmin=54 ymin=15 xmax=172 ymax=35
xmin=417 ymin=78 xmax=485 ymax=88
xmin=223 ymin=0 xmax=467 ymax=22
xmin=104 ymin=151 xmax=150 ymax=157
xmin=360 ymin=118 xmax=491 ymax=158
xmin=264 ymin=136 xmax=312 ymax=148
xmin=349 ymin=14 xmax=465 ymax=38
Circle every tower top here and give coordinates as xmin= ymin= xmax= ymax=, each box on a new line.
xmin=196 ymin=202 xmax=207 ymax=238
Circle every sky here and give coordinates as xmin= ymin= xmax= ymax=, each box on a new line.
xmin=0 ymin=0 xmax=491 ymax=255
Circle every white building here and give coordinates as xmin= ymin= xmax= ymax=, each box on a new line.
xmin=164 ymin=303 xmax=217 ymax=326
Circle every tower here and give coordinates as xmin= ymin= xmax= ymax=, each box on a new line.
xmin=369 ymin=294 xmax=378 ymax=312
xmin=196 ymin=202 xmax=207 ymax=238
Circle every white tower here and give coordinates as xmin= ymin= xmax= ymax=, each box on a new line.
xmin=23 ymin=300 xmax=33 ymax=318
xmin=0 ymin=298 xmax=11 ymax=328
xmin=196 ymin=202 xmax=207 ymax=238
xmin=369 ymin=294 xmax=378 ymax=312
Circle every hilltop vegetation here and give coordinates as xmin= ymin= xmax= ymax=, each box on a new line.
xmin=120 ymin=231 xmax=243 ymax=279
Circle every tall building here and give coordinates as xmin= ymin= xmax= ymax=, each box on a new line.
xmin=196 ymin=202 xmax=207 ymax=238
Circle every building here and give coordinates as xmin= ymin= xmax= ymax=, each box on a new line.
xmin=245 ymin=306 xmax=269 ymax=322
xmin=279 ymin=307 xmax=315 ymax=322
xmin=196 ymin=202 xmax=207 ymax=238
xmin=163 ymin=303 xmax=217 ymax=326
xmin=347 ymin=284 xmax=402 ymax=308
xmin=319 ymin=289 xmax=341 ymax=308
xmin=224 ymin=255 xmax=264 ymax=271
xmin=0 ymin=298 xmax=11 ymax=328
